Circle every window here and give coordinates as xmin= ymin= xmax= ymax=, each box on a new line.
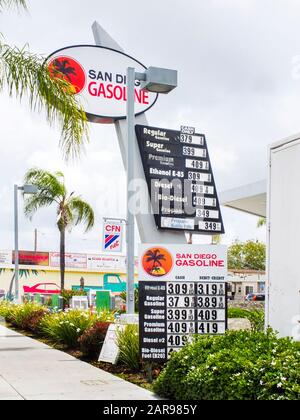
xmin=106 ymin=275 xmax=121 ymax=284
xmin=245 ymin=286 xmax=254 ymax=295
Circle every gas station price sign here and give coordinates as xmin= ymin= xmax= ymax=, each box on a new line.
xmin=135 ymin=124 xmax=225 ymax=235
xmin=139 ymin=244 xmax=228 ymax=362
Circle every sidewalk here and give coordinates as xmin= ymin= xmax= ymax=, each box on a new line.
xmin=0 ymin=325 xmax=158 ymax=400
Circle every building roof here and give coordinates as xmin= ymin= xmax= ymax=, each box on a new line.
xmin=228 ymin=268 xmax=265 ymax=275
xmin=219 ymin=180 xmax=267 ymax=217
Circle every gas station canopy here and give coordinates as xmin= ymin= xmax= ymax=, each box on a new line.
xmin=219 ymin=180 xmax=267 ymax=218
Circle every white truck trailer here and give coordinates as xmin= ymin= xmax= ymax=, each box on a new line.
xmin=267 ymin=134 xmax=300 ymax=339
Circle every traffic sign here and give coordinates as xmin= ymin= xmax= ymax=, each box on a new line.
xmin=135 ymin=125 xmax=225 ymax=235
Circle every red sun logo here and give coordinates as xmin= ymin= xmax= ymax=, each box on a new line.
xmin=142 ymin=247 xmax=173 ymax=278
xmin=48 ymin=56 xmax=86 ymax=94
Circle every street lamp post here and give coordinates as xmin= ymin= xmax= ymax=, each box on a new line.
xmin=14 ymin=184 xmax=38 ymax=302
xmin=126 ymin=66 xmax=177 ymax=314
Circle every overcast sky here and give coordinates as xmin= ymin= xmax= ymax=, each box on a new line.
xmin=2 ymin=0 xmax=300 ymax=253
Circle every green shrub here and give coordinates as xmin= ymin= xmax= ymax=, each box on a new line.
xmin=228 ymin=308 xmax=265 ymax=332
xmin=40 ymin=309 xmax=97 ymax=348
xmin=117 ymin=324 xmax=140 ymax=371
xmin=18 ymin=308 xmax=47 ymax=333
xmin=96 ymin=309 xmax=116 ymax=323
xmin=153 ymin=330 xmax=300 ymax=400
xmin=2 ymin=302 xmax=48 ymax=332
xmin=78 ymin=321 xmax=111 ymax=358
xmin=0 ymin=301 xmax=15 ymax=319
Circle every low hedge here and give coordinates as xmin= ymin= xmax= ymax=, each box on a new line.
xmin=153 ymin=330 xmax=300 ymax=400
xmin=0 ymin=302 xmax=48 ymax=333
xmin=0 ymin=301 xmax=115 ymax=349
xmin=117 ymin=324 xmax=140 ymax=371
xmin=78 ymin=321 xmax=111 ymax=357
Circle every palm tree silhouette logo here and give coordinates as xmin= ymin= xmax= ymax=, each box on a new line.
xmin=48 ymin=56 xmax=86 ymax=94
xmin=143 ymin=248 xmax=173 ymax=277
xmin=52 ymin=59 xmax=77 ymax=83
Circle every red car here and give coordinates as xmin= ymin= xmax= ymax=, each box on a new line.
xmin=23 ymin=283 xmax=61 ymax=295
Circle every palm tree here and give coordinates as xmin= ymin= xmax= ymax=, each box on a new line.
xmin=23 ymin=169 xmax=95 ymax=291
xmin=145 ymin=249 xmax=166 ymax=272
xmin=0 ymin=1 xmax=88 ymax=159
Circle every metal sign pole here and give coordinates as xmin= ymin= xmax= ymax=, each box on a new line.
xmin=91 ymin=21 xmax=186 ymax=245
xmin=14 ymin=185 xmax=19 ymax=302
xmin=126 ymin=67 xmax=136 ymax=314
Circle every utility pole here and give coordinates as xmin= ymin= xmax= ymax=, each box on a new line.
xmin=34 ymin=228 xmax=38 ymax=252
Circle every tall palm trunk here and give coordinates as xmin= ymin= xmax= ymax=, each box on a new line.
xmin=59 ymin=227 xmax=66 ymax=291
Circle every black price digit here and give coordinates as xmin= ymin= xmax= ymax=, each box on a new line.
xmin=168 ymin=335 xmax=189 ymax=347
xmin=192 ymin=160 xmax=203 ymax=169
xmin=182 ymin=336 xmax=188 ymax=345
xmin=168 ymin=309 xmax=180 ymax=320
xmin=198 ymin=284 xmax=204 ymax=294
xmin=174 ymin=310 xmax=181 ymax=320
xmin=198 ymin=296 xmax=203 ymax=307
xmin=183 ymin=146 xmax=195 ymax=156
xmin=182 ymin=284 xmax=188 ymax=294
xmin=168 ymin=283 xmax=174 ymax=294
xmin=211 ymin=284 xmax=218 ymax=295
xmin=184 ymin=296 xmax=191 ymax=307
xmin=168 ymin=296 xmax=179 ymax=307
xmin=198 ymin=323 xmax=219 ymax=334
xmin=181 ymin=323 xmax=188 ymax=333
xmin=198 ymin=323 xmax=205 ymax=334
xmin=180 ymin=134 xmax=193 ymax=143
xmin=198 ymin=310 xmax=215 ymax=321
xmin=181 ymin=310 xmax=188 ymax=320
xmin=205 ymin=297 xmax=211 ymax=307
xmin=168 ymin=335 xmax=180 ymax=346
xmin=211 ymin=297 xmax=217 ymax=308
xmin=212 ymin=323 xmax=218 ymax=334
xmin=168 ymin=323 xmax=188 ymax=334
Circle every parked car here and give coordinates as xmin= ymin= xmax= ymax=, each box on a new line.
xmin=245 ymin=293 xmax=265 ymax=302
xmin=23 ymin=283 xmax=61 ymax=295
xmin=0 ymin=289 xmax=5 ymax=300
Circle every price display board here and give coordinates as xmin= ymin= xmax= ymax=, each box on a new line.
xmin=139 ymin=244 xmax=228 ymax=362
xmin=135 ymin=125 xmax=225 ymax=234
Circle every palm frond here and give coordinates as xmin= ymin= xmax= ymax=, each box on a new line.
xmin=24 ymin=168 xmax=66 ymax=198
xmin=0 ymin=0 xmax=27 ymax=11
xmin=24 ymin=195 xmax=55 ymax=218
xmin=0 ymin=43 xmax=88 ymax=159
xmin=69 ymin=196 xmax=95 ymax=231
xmin=23 ymin=168 xmax=67 ymax=218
